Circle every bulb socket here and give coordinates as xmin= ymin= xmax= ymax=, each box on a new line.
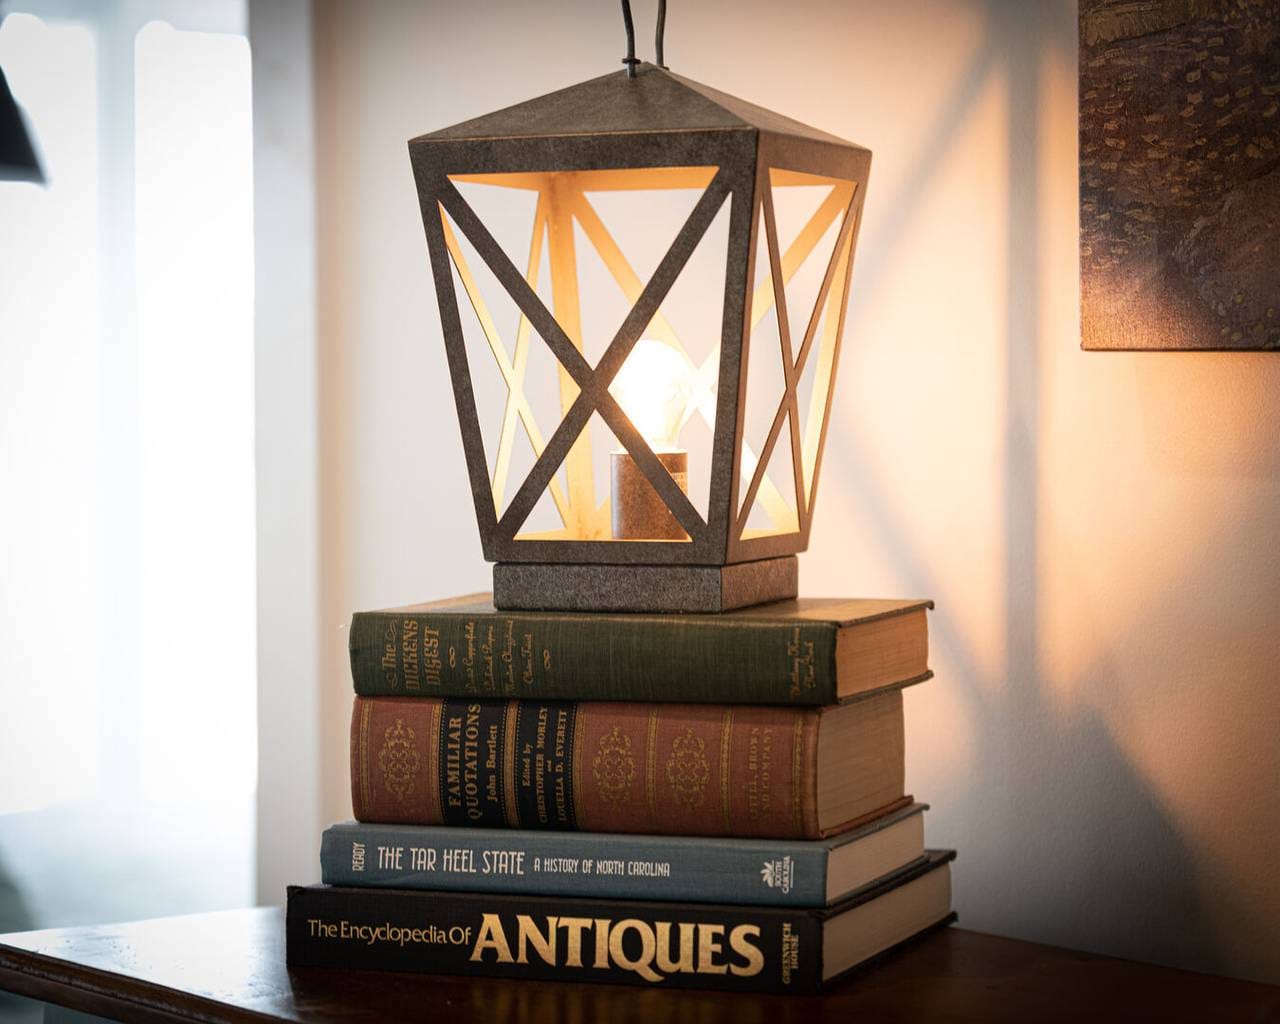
xmin=611 ymin=450 xmax=689 ymax=541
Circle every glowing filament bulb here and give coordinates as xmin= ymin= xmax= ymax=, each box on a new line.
xmin=609 ymin=338 xmax=692 ymax=452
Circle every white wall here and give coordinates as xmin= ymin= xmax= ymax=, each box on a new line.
xmin=251 ymin=0 xmax=322 ymax=905
xmin=312 ymin=0 xmax=1280 ymax=982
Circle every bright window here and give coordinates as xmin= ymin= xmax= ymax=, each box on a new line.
xmin=0 ymin=2 xmax=256 ymax=929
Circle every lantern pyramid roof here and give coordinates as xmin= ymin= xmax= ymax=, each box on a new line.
xmin=412 ymin=63 xmax=861 ymax=150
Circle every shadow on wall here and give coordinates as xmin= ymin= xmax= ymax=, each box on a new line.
xmin=828 ymin=0 xmax=1220 ymax=975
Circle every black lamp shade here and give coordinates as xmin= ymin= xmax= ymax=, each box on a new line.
xmin=0 ymin=65 xmax=44 ymax=184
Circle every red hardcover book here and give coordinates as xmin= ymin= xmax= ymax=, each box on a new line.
xmin=350 ymin=690 xmax=908 ymax=840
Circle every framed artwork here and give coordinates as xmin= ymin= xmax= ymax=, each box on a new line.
xmin=1079 ymin=0 xmax=1279 ymax=351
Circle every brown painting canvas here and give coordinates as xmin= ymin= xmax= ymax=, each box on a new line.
xmin=1079 ymin=0 xmax=1280 ymax=350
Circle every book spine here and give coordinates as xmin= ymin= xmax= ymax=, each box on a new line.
xmin=320 ymin=824 xmax=831 ymax=907
xmin=351 ymin=696 xmax=824 ymax=839
xmin=286 ymin=884 xmax=824 ymax=993
xmin=348 ymin=608 xmax=838 ymax=705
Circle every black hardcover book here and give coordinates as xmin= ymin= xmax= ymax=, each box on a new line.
xmin=286 ymin=851 xmax=955 ymax=993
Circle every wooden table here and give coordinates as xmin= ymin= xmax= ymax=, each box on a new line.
xmin=0 ymin=909 xmax=1276 ymax=1023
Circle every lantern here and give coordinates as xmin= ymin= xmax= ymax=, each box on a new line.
xmin=411 ymin=60 xmax=869 ymax=613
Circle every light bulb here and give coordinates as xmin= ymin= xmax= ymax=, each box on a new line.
xmin=608 ymin=338 xmax=692 ymax=541
xmin=609 ymin=338 xmax=692 ymax=452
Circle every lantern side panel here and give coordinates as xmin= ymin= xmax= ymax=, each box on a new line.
xmin=727 ymin=134 xmax=871 ymax=564
xmin=411 ymin=128 xmax=759 ymax=566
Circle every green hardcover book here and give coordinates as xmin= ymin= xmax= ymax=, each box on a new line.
xmin=348 ymin=594 xmax=931 ymax=705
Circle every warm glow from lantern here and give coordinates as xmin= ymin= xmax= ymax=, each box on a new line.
xmin=608 ymin=338 xmax=692 ymax=541
xmin=609 ymin=338 xmax=693 ymax=452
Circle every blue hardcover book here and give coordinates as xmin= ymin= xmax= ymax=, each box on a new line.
xmin=319 ymin=803 xmax=926 ymax=908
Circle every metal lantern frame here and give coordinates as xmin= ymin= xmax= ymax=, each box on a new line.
xmin=410 ymin=65 xmax=870 ymax=608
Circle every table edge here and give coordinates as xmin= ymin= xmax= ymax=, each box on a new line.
xmin=0 ymin=941 xmax=283 ymax=1024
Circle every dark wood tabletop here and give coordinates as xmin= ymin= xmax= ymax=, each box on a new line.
xmin=0 ymin=908 xmax=1276 ymax=1024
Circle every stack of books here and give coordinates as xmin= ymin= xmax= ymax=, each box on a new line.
xmin=286 ymin=594 xmax=955 ymax=992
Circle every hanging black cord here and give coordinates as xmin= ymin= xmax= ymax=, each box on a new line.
xmin=620 ymin=0 xmax=668 ymax=76
xmin=655 ymin=0 xmax=667 ymax=68
xmin=620 ymin=0 xmax=639 ymax=77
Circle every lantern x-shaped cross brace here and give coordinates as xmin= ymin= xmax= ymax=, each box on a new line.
xmin=736 ymin=182 xmax=855 ymax=529
xmin=736 ymin=179 xmax=859 ymax=536
xmin=437 ymin=169 xmax=734 ymax=544
xmin=440 ymin=197 xmax=574 ymax=525
xmin=572 ymin=178 xmax=856 ymax=532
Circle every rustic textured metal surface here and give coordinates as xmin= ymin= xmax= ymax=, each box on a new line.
xmin=719 ymin=555 xmax=800 ymax=611
xmin=492 ymin=556 xmax=799 ymax=613
xmin=413 ymin=65 xmax=852 ymax=145
xmin=410 ymin=64 xmax=871 ymax=568
xmin=1079 ymin=0 xmax=1280 ymax=350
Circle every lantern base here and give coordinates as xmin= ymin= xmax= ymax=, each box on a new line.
xmin=492 ymin=556 xmax=798 ymax=614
